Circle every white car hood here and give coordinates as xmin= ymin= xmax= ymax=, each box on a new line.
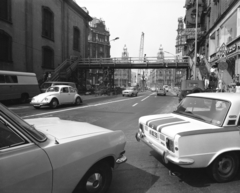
xmin=140 ymin=113 xmax=219 ymax=138
xmin=25 ymin=117 xmax=112 ymax=140
xmin=33 ymin=92 xmax=56 ymax=100
xmin=123 ymin=89 xmax=133 ymax=92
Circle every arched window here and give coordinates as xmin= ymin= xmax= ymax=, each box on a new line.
xmin=0 ymin=30 xmax=12 ymax=62
xmin=0 ymin=0 xmax=11 ymax=22
xmin=42 ymin=7 xmax=54 ymax=41
xmin=73 ymin=27 xmax=80 ymax=51
xmin=42 ymin=46 xmax=54 ymax=69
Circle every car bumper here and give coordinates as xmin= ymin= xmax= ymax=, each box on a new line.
xmin=122 ymin=93 xmax=133 ymax=96
xmin=135 ymin=129 xmax=194 ymax=165
xmin=30 ymin=102 xmax=50 ymax=107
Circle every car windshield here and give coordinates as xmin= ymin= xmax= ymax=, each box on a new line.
xmin=173 ymin=96 xmax=230 ymax=126
xmin=126 ymin=87 xmax=134 ymax=90
xmin=0 ymin=103 xmax=47 ymax=142
xmin=46 ymin=87 xmax=59 ymax=92
xmin=41 ymin=83 xmax=52 ymax=89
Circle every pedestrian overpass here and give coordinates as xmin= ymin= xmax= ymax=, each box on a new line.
xmin=48 ymin=56 xmax=191 ymax=92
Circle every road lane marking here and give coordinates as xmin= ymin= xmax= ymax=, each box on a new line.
xmin=9 ymin=106 xmax=30 ymax=110
xmin=22 ymin=96 xmax=145 ymax=118
xmin=141 ymin=96 xmax=149 ymax=101
xmin=132 ymin=103 xmax=138 ymax=107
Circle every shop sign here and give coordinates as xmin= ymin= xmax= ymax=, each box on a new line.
xmin=183 ymin=28 xmax=204 ymax=40
xmin=226 ymin=44 xmax=237 ymax=55
xmin=210 ymin=53 xmax=219 ymax=62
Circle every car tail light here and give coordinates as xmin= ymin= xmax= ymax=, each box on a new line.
xmin=166 ymin=138 xmax=174 ymax=152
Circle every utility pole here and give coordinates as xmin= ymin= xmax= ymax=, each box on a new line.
xmin=194 ymin=0 xmax=198 ymax=80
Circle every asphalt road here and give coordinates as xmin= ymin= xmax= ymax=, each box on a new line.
xmin=8 ymin=91 xmax=240 ymax=193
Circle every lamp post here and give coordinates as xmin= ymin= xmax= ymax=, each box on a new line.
xmin=194 ymin=0 xmax=199 ymax=80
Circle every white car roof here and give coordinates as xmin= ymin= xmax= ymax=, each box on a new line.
xmin=51 ymin=85 xmax=73 ymax=88
xmin=188 ymin=92 xmax=240 ymax=103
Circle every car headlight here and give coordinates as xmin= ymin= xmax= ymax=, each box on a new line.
xmin=41 ymin=98 xmax=50 ymax=102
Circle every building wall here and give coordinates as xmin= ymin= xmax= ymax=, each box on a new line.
xmin=0 ymin=0 xmax=91 ymax=81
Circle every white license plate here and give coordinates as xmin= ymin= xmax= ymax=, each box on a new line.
xmin=149 ymin=129 xmax=158 ymax=139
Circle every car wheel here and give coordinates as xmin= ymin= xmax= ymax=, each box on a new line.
xmin=50 ymin=98 xmax=58 ymax=109
xmin=34 ymin=106 xmax=40 ymax=109
xmin=20 ymin=93 xmax=29 ymax=103
xmin=122 ymin=94 xmax=124 ymax=97
xmin=76 ymin=162 xmax=112 ymax=193
xmin=131 ymin=93 xmax=133 ymax=97
xmin=208 ymin=152 xmax=239 ymax=183
xmin=135 ymin=93 xmax=138 ymax=96
xmin=75 ymin=97 xmax=82 ymax=105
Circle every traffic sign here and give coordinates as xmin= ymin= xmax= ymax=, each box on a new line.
xmin=218 ymin=61 xmax=228 ymax=70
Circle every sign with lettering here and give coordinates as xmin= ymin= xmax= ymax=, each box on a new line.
xmin=226 ymin=44 xmax=237 ymax=55
xmin=183 ymin=28 xmax=204 ymax=40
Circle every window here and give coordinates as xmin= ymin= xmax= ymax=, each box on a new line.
xmin=42 ymin=7 xmax=54 ymax=40
xmin=5 ymin=75 xmax=18 ymax=83
xmin=0 ymin=30 xmax=12 ymax=62
xmin=0 ymin=0 xmax=11 ymax=22
xmin=61 ymin=87 xmax=69 ymax=93
xmin=70 ymin=87 xmax=76 ymax=93
xmin=73 ymin=27 xmax=80 ymax=51
xmin=42 ymin=46 xmax=54 ymax=69
xmin=0 ymin=120 xmax=26 ymax=150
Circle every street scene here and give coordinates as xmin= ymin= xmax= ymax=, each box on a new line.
xmin=1 ymin=0 xmax=240 ymax=193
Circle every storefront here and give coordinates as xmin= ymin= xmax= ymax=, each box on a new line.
xmin=209 ymin=6 xmax=240 ymax=86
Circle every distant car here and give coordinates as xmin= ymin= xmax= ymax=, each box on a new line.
xmin=150 ymin=88 xmax=156 ymax=92
xmin=30 ymin=85 xmax=82 ymax=109
xmin=163 ymin=85 xmax=169 ymax=92
xmin=136 ymin=92 xmax=240 ymax=183
xmin=122 ymin=87 xmax=138 ymax=97
xmin=0 ymin=102 xmax=127 ymax=193
xmin=157 ymin=88 xmax=166 ymax=96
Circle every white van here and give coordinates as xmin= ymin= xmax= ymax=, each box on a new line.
xmin=0 ymin=70 xmax=40 ymax=103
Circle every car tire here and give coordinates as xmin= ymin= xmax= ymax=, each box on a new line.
xmin=76 ymin=162 xmax=112 ymax=193
xmin=122 ymin=94 xmax=124 ymax=97
xmin=135 ymin=93 xmax=138 ymax=96
xmin=34 ymin=106 xmax=40 ymax=109
xmin=20 ymin=93 xmax=29 ymax=103
xmin=50 ymin=98 xmax=58 ymax=109
xmin=75 ymin=97 xmax=82 ymax=105
xmin=131 ymin=93 xmax=133 ymax=97
xmin=208 ymin=152 xmax=239 ymax=183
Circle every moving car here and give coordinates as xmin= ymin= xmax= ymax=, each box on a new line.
xmin=163 ymin=85 xmax=169 ymax=92
xmin=156 ymin=88 xmax=166 ymax=96
xmin=30 ymin=85 xmax=82 ymax=109
xmin=122 ymin=87 xmax=138 ymax=97
xmin=0 ymin=102 xmax=127 ymax=193
xmin=40 ymin=81 xmax=77 ymax=93
xmin=136 ymin=93 xmax=240 ymax=183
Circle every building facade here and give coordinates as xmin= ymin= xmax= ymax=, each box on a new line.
xmin=182 ymin=0 xmax=240 ymax=89
xmin=0 ymin=0 xmax=92 ymax=81
xmin=114 ymin=45 xmax=131 ymax=87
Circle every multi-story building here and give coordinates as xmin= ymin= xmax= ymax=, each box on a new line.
xmin=86 ymin=17 xmax=111 ymax=88
xmin=114 ymin=45 xmax=131 ymax=87
xmin=183 ymin=0 xmax=240 ymax=89
xmin=0 ymin=0 xmax=92 ymax=81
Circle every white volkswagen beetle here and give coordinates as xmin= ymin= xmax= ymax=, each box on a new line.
xmin=0 ymin=102 xmax=127 ymax=193
xmin=30 ymin=85 xmax=82 ymax=109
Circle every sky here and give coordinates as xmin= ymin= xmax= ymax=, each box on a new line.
xmin=76 ymin=0 xmax=186 ymax=58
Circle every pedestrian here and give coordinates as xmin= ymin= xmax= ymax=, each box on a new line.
xmin=44 ymin=72 xmax=48 ymax=82
xmin=47 ymin=72 xmax=52 ymax=81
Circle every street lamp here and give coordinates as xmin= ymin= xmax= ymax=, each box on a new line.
xmin=110 ymin=37 xmax=119 ymax=41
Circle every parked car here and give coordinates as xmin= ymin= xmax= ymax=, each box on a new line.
xmin=136 ymin=92 xmax=240 ymax=183
xmin=122 ymin=87 xmax=138 ymax=97
xmin=0 ymin=70 xmax=40 ymax=103
xmin=0 ymin=102 xmax=127 ymax=193
xmin=150 ymin=87 xmax=156 ymax=92
xmin=30 ymin=85 xmax=82 ymax=109
xmin=156 ymin=88 xmax=166 ymax=96
xmin=40 ymin=81 xmax=78 ymax=93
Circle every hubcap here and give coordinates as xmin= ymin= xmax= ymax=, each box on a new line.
xmin=52 ymin=100 xmax=57 ymax=107
xmin=86 ymin=173 xmax=103 ymax=192
xmin=218 ymin=157 xmax=233 ymax=175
